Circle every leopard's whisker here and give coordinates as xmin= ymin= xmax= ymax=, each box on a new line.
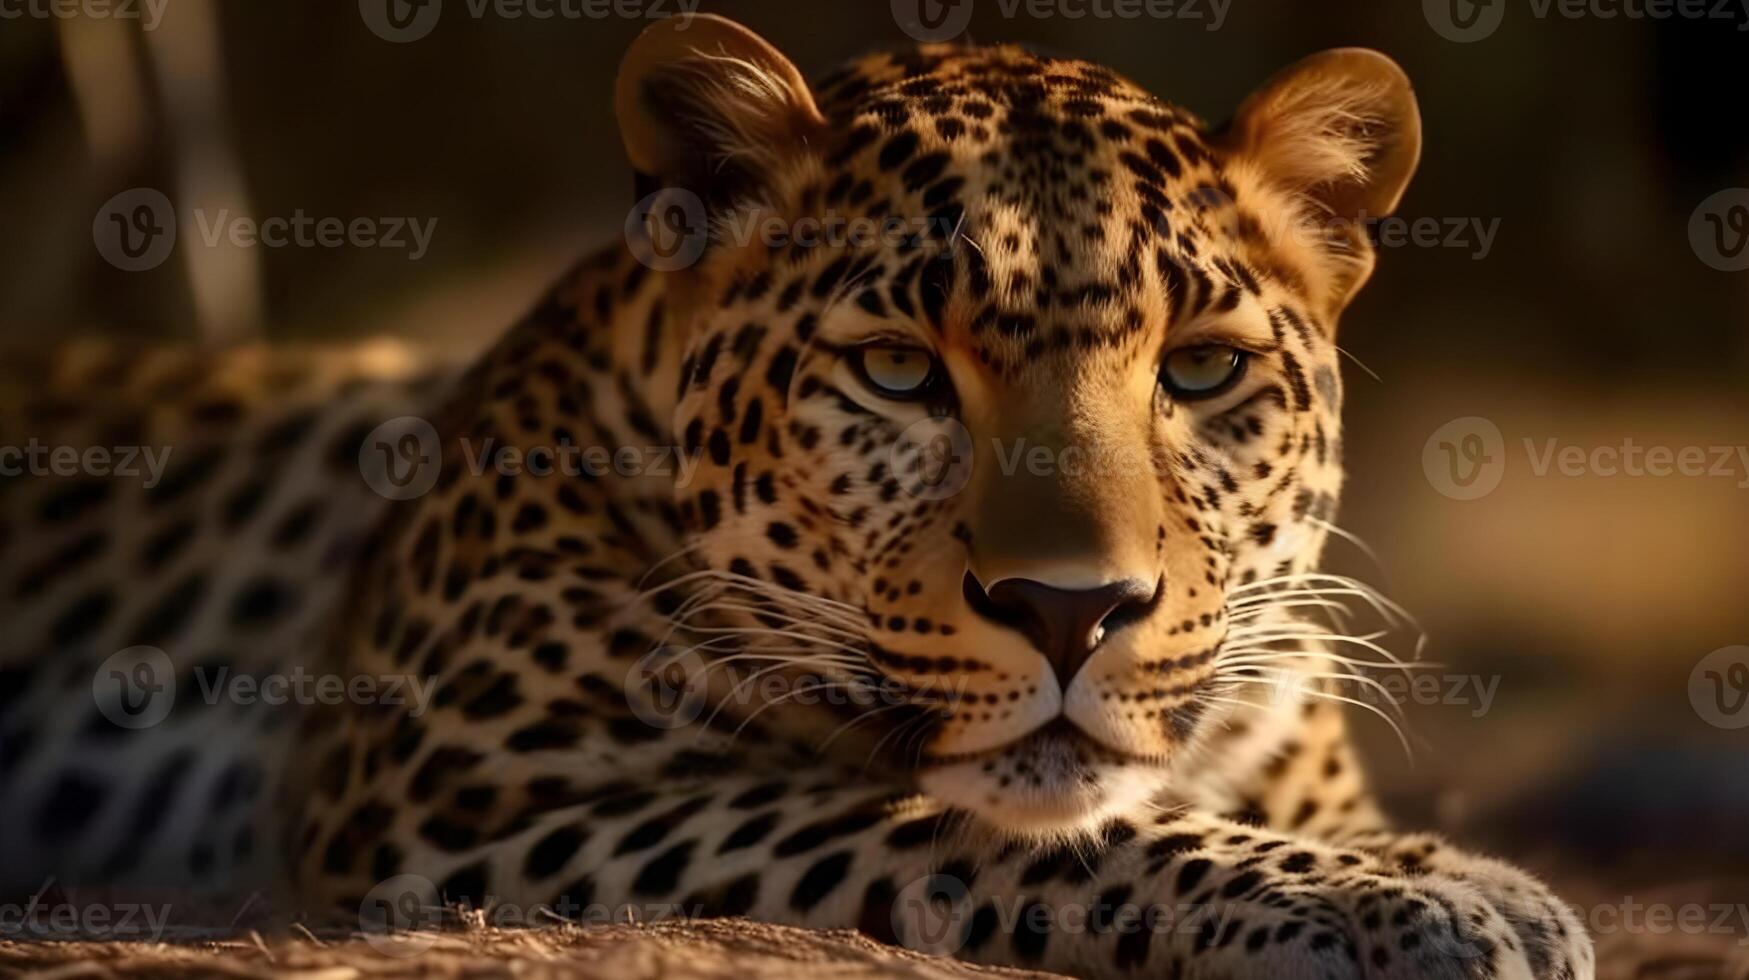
xmin=1217 ymin=665 xmax=1408 ymax=720
xmin=1220 ymin=630 xmax=1411 ymax=667
xmin=1218 ymin=677 xmax=1414 ymax=760
xmin=669 ymin=600 xmax=867 ymax=641
xmin=1215 ymin=650 xmax=1432 ymax=673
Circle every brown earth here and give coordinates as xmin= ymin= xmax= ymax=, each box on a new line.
xmin=2 ymin=887 xmax=1747 ymax=980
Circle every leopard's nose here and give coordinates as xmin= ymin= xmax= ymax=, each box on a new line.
xmin=966 ymin=573 xmax=1160 ymax=686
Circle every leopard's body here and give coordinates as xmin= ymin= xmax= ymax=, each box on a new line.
xmin=0 ymin=18 xmax=1592 ymax=979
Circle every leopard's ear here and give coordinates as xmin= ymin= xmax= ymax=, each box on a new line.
xmin=1223 ymin=49 xmax=1421 ymax=221
xmin=617 ymin=14 xmax=825 ymax=209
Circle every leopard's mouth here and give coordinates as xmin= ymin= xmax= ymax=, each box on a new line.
xmin=913 ymin=718 xmax=1176 ymax=834
xmin=918 ymin=717 xmax=1170 ymax=770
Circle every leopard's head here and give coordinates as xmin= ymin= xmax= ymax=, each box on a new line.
xmin=621 ymin=15 xmax=1419 ymax=835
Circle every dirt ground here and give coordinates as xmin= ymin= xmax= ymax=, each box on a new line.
xmin=2 ymin=882 xmax=1747 ymax=980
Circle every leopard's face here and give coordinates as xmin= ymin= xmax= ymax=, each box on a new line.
xmin=627 ymin=23 xmax=1418 ymax=835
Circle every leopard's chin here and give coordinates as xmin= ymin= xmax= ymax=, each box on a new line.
xmin=916 ymin=721 xmax=1171 ymax=838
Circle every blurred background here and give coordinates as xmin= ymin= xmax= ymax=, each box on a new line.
xmin=2 ymin=0 xmax=1746 ymax=955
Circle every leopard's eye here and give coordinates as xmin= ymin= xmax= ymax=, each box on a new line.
xmin=1161 ymin=345 xmax=1248 ymax=400
xmin=853 ymin=346 xmax=940 ymax=400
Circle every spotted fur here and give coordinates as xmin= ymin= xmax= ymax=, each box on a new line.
xmin=0 ymin=18 xmax=1591 ymax=979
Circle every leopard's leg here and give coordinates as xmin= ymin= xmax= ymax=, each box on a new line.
xmin=298 ymin=756 xmax=1589 ymax=980
xmin=1196 ymin=697 xmax=1594 ymax=979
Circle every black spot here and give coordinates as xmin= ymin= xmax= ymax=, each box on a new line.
xmin=632 ymin=839 xmax=697 ymax=896
xmin=130 ymin=571 xmax=209 ymax=646
xmin=438 ymin=861 xmax=490 ymax=908
xmin=229 ymin=577 xmax=296 ymax=628
xmin=878 ymin=131 xmax=920 ymax=170
xmin=418 ymin=816 xmax=478 ymax=852
xmin=886 ymin=813 xmax=950 ymax=849
xmin=1011 ymin=899 xmax=1050 ymax=961
xmin=39 ymin=480 xmax=111 ymax=523
xmin=789 ymin=850 xmax=853 ymax=912
xmin=688 ymin=872 xmax=761 ymax=919
xmin=765 ymin=346 xmax=798 ymax=400
xmin=1115 ymin=907 xmax=1155 ymax=968
xmin=1176 ymin=857 xmax=1212 ymax=893
xmin=718 ymin=811 xmax=780 ymax=854
xmin=525 ymin=824 xmax=588 ymax=880
xmin=1221 ymin=869 xmax=1263 ymax=899
xmin=729 ymin=781 xmax=786 ymax=808
xmin=51 ymin=590 xmax=115 ymax=646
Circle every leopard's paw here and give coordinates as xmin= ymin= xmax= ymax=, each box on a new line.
xmin=1323 ymin=836 xmax=1594 ymax=980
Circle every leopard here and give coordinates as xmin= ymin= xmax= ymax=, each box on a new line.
xmin=0 ymin=14 xmax=1594 ymax=979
